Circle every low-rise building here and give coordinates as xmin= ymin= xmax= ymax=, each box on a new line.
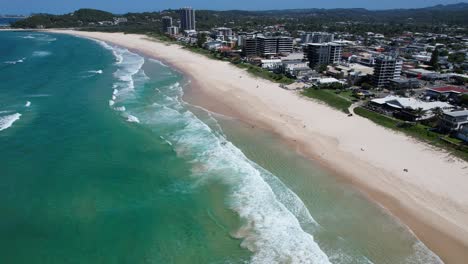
xmin=167 ymin=26 xmax=179 ymax=35
xmin=371 ymin=95 xmax=453 ymax=120
xmin=261 ymin=59 xmax=282 ymax=71
xmin=425 ymin=86 xmax=468 ymax=100
xmin=281 ymin=60 xmax=312 ymax=78
xmin=387 ymin=78 xmax=421 ymax=90
xmin=439 ymin=110 xmax=468 ymax=133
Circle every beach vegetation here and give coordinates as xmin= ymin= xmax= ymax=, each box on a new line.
xmin=301 ymin=87 xmax=352 ymax=113
xmin=354 ymin=107 xmax=468 ymax=161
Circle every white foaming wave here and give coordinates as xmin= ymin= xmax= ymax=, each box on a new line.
xmin=32 ymin=51 xmax=51 ymax=57
xmin=114 ymin=106 xmax=126 ymax=112
xmin=103 ymin=42 xmax=148 ymax=125
xmin=95 ymin=39 xmax=124 ymax=64
xmin=25 ymin=101 xmax=31 ymax=107
xmin=149 ymin=58 xmax=168 ymax=67
xmin=4 ymin=57 xmax=26 ymax=65
xmin=403 ymin=238 xmax=443 ymax=264
xmin=126 ymin=114 xmax=140 ymax=123
xmin=20 ymin=35 xmax=35 ymax=39
xmin=26 ymin=94 xmax=51 ymax=98
xmin=0 ymin=113 xmax=21 ymax=131
xmin=20 ymin=34 xmax=56 ymax=42
xmin=138 ymin=92 xmax=330 ymax=263
xmin=160 ymin=136 xmax=173 ymax=146
xmin=168 ymin=114 xmax=330 ymax=264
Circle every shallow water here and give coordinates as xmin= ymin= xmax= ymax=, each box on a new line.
xmin=0 ymin=31 xmax=443 ymax=263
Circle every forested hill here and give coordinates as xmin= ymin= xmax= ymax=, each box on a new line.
xmin=11 ymin=3 xmax=468 ymax=34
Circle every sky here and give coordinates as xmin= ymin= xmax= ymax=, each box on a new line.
xmin=0 ymin=0 xmax=465 ymax=15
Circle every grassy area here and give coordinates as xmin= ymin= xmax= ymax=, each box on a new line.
xmin=354 ymin=107 xmax=468 ymax=161
xmin=239 ymin=63 xmax=294 ymax=84
xmin=301 ymin=88 xmax=352 ymax=113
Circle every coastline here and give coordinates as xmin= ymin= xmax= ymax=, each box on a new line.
xmin=42 ymin=29 xmax=468 ymax=263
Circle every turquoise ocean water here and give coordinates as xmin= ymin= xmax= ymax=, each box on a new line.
xmin=0 ymin=31 xmax=444 ymax=263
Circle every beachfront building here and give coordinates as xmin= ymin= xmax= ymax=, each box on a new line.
xmin=261 ymin=59 xmax=282 ymax=71
xmin=179 ymin=7 xmax=196 ymax=31
xmin=161 ymin=16 xmax=173 ymax=33
xmin=242 ymin=37 xmax=258 ymax=57
xmin=281 ymin=60 xmax=313 ymax=79
xmin=167 ymin=26 xmax=179 ymax=36
xmin=213 ymin=27 xmax=233 ymax=41
xmin=425 ymin=86 xmax=468 ymax=101
xmin=370 ymin=95 xmax=453 ymax=121
xmin=257 ymin=36 xmax=293 ymax=57
xmin=304 ymin=43 xmax=343 ymax=68
xmin=242 ymin=36 xmax=293 ymax=57
xmin=372 ymin=55 xmax=403 ymax=88
xmin=439 ymin=110 xmax=468 ymax=133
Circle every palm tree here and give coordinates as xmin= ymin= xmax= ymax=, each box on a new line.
xmin=432 ymin=107 xmax=444 ymax=120
xmin=413 ymin=107 xmax=426 ymax=119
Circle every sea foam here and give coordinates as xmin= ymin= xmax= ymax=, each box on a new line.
xmin=32 ymin=51 xmax=51 ymax=57
xmin=132 ymin=87 xmax=330 ymax=263
xmin=102 ymin=41 xmax=330 ymax=262
xmin=0 ymin=113 xmax=21 ymax=131
xmin=4 ymin=57 xmax=26 ymax=65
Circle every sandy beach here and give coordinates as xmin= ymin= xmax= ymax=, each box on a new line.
xmin=46 ymin=29 xmax=468 ymax=263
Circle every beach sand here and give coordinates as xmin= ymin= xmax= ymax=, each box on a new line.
xmin=48 ymin=30 xmax=468 ymax=263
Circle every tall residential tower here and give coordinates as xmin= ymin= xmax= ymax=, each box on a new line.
xmin=179 ymin=7 xmax=196 ymax=31
xmin=372 ymin=55 xmax=403 ymax=88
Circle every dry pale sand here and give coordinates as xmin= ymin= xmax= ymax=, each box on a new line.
xmin=49 ymin=30 xmax=468 ymax=263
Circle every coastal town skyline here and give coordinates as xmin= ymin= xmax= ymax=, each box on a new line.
xmin=1 ymin=0 xmax=466 ymax=14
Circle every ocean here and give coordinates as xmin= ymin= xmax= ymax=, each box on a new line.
xmin=0 ymin=31 xmax=443 ymax=263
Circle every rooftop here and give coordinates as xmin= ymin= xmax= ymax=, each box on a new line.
xmin=444 ymin=110 xmax=468 ymax=118
xmin=372 ymin=96 xmax=452 ymax=111
xmin=428 ymin=86 xmax=468 ymax=94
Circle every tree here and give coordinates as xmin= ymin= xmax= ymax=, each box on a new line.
xmin=448 ymin=52 xmax=466 ymax=64
xmin=316 ymin=64 xmax=328 ymax=73
xmin=432 ymin=107 xmax=444 ymax=119
xmin=197 ymin=33 xmax=207 ymax=48
xmin=429 ymin=48 xmax=440 ymax=71
xmin=413 ymin=107 xmax=426 ymax=118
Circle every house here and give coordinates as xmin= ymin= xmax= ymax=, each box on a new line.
xmin=456 ymin=124 xmax=468 ymax=142
xmin=387 ymin=78 xmax=421 ymax=90
xmin=425 ymin=86 xmax=468 ymax=100
xmin=318 ymin=78 xmax=345 ymax=85
xmin=370 ymin=95 xmax=453 ymax=121
xmin=281 ymin=60 xmax=312 ymax=78
xmin=261 ymin=59 xmax=282 ymax=71
xmin=438 ymin=110 xmax=468 ymax=133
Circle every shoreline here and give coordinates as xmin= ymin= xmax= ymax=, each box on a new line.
xmin=42 ymin=29 xmax=468 ymax=263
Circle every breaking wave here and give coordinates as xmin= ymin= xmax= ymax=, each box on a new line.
xmin=101 ymin=41 xmax=331 ymax=263
xmin=4 ymin=57 xmax=26 ymax=64
xmin=32 ymin=51 xmax=52 ymax=57
xmin=0 ymin=113 xmax=21 ymax=131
